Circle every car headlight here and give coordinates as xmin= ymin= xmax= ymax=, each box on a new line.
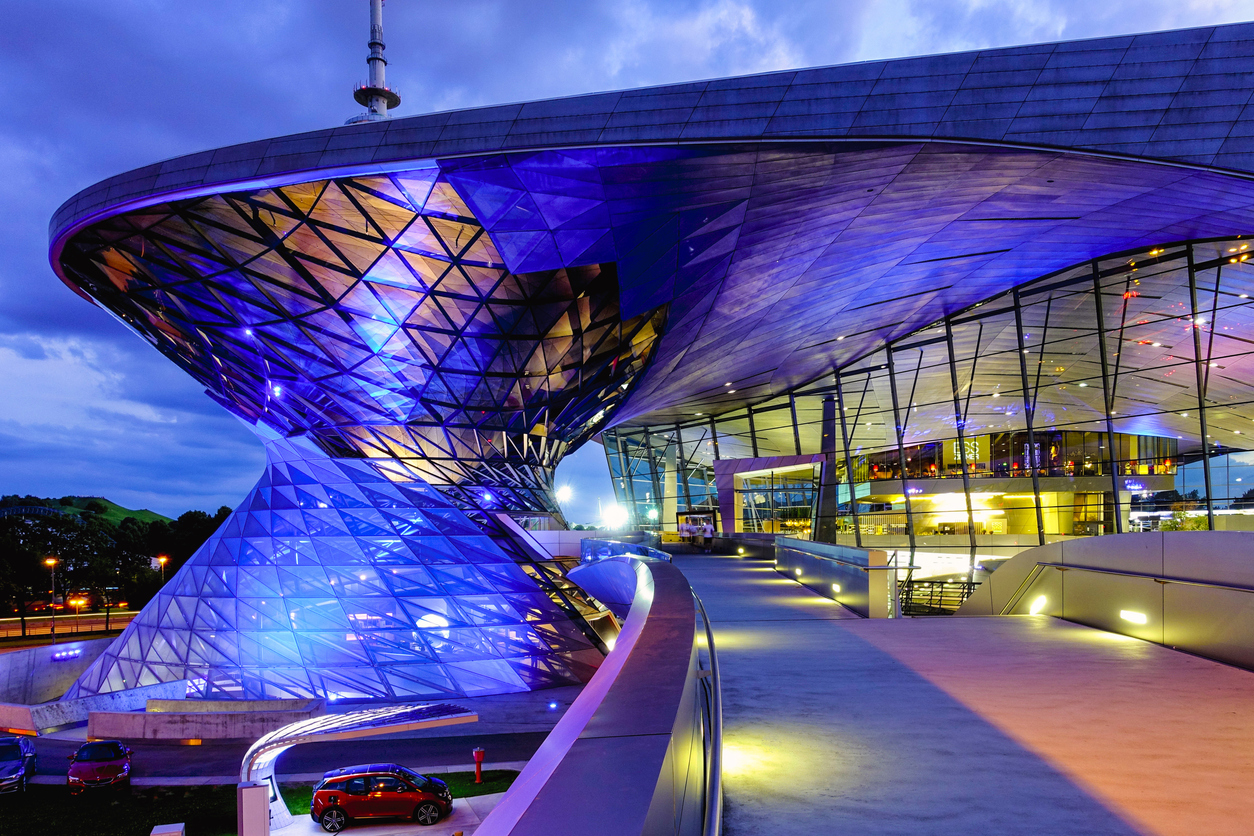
xmin=0 ymin=774 xmax=19 ymax=785
xmin=68 ymin=775 xmax=84 ymax=783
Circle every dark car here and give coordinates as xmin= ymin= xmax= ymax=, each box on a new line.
xmin=310 ymin=763 xmax=452 ymax=832
xmin=67 ymin=740 xmax=131 ymax=794
xmin=0 ymin=736 xmax=36 ymax=794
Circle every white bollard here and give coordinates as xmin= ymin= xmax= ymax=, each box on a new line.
xmin=238 ymin=781 xmax=272 ymax=836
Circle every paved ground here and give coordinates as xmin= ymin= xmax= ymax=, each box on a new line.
xmin=33 ymin=683 xmax=582 ymax=782
xmin=274 ymin=792 xmax=504 ymax=836
xmin=675 ymin=554 xmax=1254 ymax=836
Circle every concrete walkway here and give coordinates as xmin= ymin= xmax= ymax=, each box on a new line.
xmin=676 ymin=555 xmax=1254 ymax=836
xmin=273 ymin=792 xmax=504 ymax=836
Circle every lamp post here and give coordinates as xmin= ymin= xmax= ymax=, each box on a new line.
xmin=157 ymin=554 xmax=169 ymax=584
xmin=44 ymin=557 xmax=57 ymax=644
xmin=70 ymin=598 xmax=85 ymax=634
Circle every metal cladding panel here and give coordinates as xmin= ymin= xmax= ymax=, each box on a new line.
xmin=65 ymin=438 xmax=595 ymax=702
xmin=48 ymin=21 xmax=1254 ymax=243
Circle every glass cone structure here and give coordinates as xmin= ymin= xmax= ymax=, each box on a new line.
xmin=49 ymin=21 xmax=1254 ymax=699
xmin=66 ymin=438 xmax=600 ymax=700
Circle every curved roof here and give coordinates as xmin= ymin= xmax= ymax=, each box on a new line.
xmin=48 ymin=22 xmax=1254 ymax=428
xmin=50 ymin=21 xmax=1254 ymax=244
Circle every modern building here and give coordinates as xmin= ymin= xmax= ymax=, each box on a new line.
xmin=49 ymin=20 xmax=1254 ymax=699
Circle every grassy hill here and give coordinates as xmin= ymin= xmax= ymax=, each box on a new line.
xmin=58 ymin=497 xmax=172 ymax=525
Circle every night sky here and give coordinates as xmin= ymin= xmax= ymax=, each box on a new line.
xmin=3 ymin=1 xmax=1252 ymax=524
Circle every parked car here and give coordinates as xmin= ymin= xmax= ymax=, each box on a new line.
xmin=67 ymin=740 xmax=131 ymax=794
xmin=310 ymin=763 xmax=452 ymax=832
xmin=0 ymin=736 xmax=37 ymax=794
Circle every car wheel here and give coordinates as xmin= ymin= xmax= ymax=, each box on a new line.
xmin=413 ymin=801 xmax=442 ymax=825
xmin=320 ymin=807 xmax=348 ymax=833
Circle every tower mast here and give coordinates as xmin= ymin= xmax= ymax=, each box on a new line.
xmin=347 ymin=0 xmax=400 ymax=124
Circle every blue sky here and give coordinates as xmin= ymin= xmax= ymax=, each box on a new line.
xmin=3 ymin=0 xmax=1253 ymax=523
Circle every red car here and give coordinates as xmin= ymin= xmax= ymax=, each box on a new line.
xmin=311 ymin=764 xmax=452 ymax=832
xmin=67 ymin=740 xmax=132 ymax=794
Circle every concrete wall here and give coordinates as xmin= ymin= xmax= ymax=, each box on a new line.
xmin=0 ymin=680 xmax=186 ymax=735
xmin=0 ymin=637 xmax=113 ymax=704
xmin=528 ymin=529 xmax=620 ymax=558
xmin=476 ymin=558 xmax=709 ymax=836
xmin=145 ymin=698 xmax=320 ymax=714
xmin=956 ymin=531 xmax=1254 ymax=670
xmin=773 ymin=538 xmax=878 ymax=617
xmin=89 ymin=699 xmax=324 ymax=741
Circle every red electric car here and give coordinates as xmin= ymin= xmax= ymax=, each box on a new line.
xmin=67 ymin=740 xmax=132 ymax=794
xmin=310 ymin=763 xmax=452 ymax=832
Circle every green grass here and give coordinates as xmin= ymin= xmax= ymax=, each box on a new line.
xmin=58 ymin=496 xmax=173 ymax=526
xmin=1 ymin=772 xmax=518 ymax=836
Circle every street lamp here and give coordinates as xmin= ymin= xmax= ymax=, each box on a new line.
xmin=157 ymin=554 xmax=169 ymax=584
xmin=44 ymin=557 xmax=57 ymax=644
xmin=70 ymin=598 xmax=85 ymax=634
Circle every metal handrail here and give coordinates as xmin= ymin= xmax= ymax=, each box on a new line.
xmin=1000 ymin=561 xmax=1254 ymax=615
xmin=693 ymin=591 xmax=723 ymax=836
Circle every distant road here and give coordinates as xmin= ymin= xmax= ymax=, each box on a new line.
xmin=0 ymin=612 xmax=137 ymax=640
xmin=34 ymin=732 xmax=547 ymax=781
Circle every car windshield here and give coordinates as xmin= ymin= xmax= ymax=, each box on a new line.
xmin=397 ymin=766 xmax=426 ymax=783
xmin=0 ymin=744 xmax=20 ymax=761
xmin=76 ymin=742 xmax=125 ymax=761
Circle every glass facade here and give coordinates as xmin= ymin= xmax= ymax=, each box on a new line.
xmin=57 ymin=166 xmax=666 ymax=524
xmin=66 ymin=438 xmax=600 ymax=701
xmin=606 ymin=238 xmax=1254 ymax=567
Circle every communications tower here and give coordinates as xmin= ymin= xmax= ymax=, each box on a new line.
xmin=347 ymin=0 xmax=400 ymax=124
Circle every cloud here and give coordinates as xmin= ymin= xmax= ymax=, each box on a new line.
xmin=3 ymin=0 xmax=1249 ymax=517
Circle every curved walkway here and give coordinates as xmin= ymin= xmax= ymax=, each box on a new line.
xmin=676 ymin=554 xmax=1254 ymax=836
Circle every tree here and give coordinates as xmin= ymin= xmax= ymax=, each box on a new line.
xmin=1233 ymin=487 xmax=1254 ymax=509
xmin=1160 ymin=508 xmax=1208 ymax=531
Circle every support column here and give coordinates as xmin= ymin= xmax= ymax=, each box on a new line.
xmin=747 ymin=407 xmax=760 ymax=458
xmin=675 ymin=424 xmax=693 ymax=514
xmin=944 ymin=320 xmax=979 ymax=576
xmin=1013 ymin=289 xmax=1047 ymax=545
xmin=1091 ymin=263 xmax=1125 ymax=534
xmin=834 ymin=380 xmax=862 ymax=548
xmin=790 ymin=394 xmax=803 ymax=456
xmin=815 ymin=396 xmax=842 ymax=542
xmin=884 ymin=349 xmax=917 ymax=559
xmin=1187 ymin=244 xmax=1217 ymax=529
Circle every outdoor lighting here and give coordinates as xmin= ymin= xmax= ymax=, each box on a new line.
xmin=44 ymin=557 xmax=58 ymax=645
xmin=646 ymin=508 xmax=659 ymax=521
xmin=794 ymin=568 xmax=802 ymax=577
xmin=1029 ymin=595 xmax=1048 ymax=615
xmin=548 ymin=702 xmax=558 ymax=710
xmin=1120 ymin=610 xmax=1148 ymax=625
xmin=601 ymin=504 xmax=629 ymax=529
xmin=737 ymin=547 xmax=745 ymax=555
xmin=555 ymin=485 xmax=572 ymax=503
xmin=831 ymin=583 xmax=841 ymax=594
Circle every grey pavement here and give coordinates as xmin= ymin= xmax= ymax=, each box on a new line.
xmin=675 ymin=554 xmax=1254 ymax=836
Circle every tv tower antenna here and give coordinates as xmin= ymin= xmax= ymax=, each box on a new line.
xmin=347 ymin=0 xmax=401 ymax=124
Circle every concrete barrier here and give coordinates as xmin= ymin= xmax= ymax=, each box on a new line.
xmin=477 ymin=557 xmax=711 ymax=836
xmin=0 ymin=679 xmax=187 ymax=735
xmin=89 ymin=699 xmax=324 ymax=741
xmin=957 ymin=531 xmax=1254 ymax=671
xmin=0 ymin=637 xmax=113 ymax=704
